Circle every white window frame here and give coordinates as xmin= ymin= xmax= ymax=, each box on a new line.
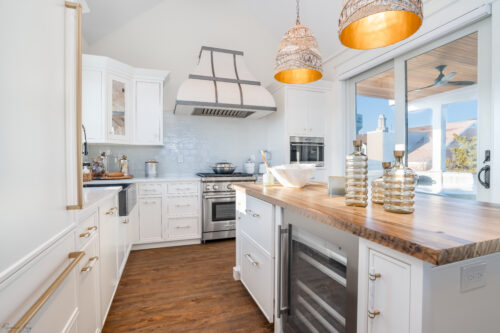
xmin=346 ymin=18 xmax=492 ymax=201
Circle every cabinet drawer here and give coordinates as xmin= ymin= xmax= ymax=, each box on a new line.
xmin=167 ymin=182 xmax=199 ymax=195
xmin=77 ymin=235 xmax=100 ymax=333
xmin=138 ymin=197 xmax=163 ymax=242
xmin=166 ymin=196 xmax=199 ymax=216
xmin=240 ymin=233 xmax=274 ymax=323
xmin=77 ymin=211 xmax=99 ymax=249
xmin=167 ymin=216 xmax=199 ymax=239
xmin=240 ymin=195 xmax=274 ymax=256
xmin=139 ymin=183 xmax=163 ymax=196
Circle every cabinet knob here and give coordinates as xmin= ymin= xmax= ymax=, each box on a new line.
xmin=368 ymin=310 xmax=381 ymax=319
xmin=369 ymin=272 xmax=381 ymax=281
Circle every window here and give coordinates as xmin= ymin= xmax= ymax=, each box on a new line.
xmin=355 ymin=68 xmax=395 ymax=174
xmin=406 ymin=33 xmax=478 ymax=198
xmin=349 ymin=22 xmax=489 ymax=201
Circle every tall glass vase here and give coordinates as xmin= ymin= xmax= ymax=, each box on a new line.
xmin=345 ymin=140 xmax=368 ymax=207
xmin=371 ymin=162 xmax=392 ymax=204
xmin=384 ymin=150 xmax=417 ymax=214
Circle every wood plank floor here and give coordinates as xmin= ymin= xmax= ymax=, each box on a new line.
xmin=103 ymin=240 xmax=274 ymax=333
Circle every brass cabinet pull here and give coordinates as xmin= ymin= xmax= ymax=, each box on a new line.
xmin=252 ymin=213 xmax=260 ymax=218
xmin=175 ymin=225 xmax=190 ymax=229
xmin=368 ymin=310 xmax=381 ymax=319
xmin=79 ymin=232 xmax=91 ymax=238
xmin=81 ymin=256 xmax=99 ymax=272
xmin=122 ymin=219 xmax=129 ymax=224
xmin=245 ymin=209 xmax=252 ymax=213
xmin=88 ymin=226 xmax=97 ymax=231
xmin=10 ymin=251 xmax=85 ymax=333
xmin=369 ymin=272 xmax=381 ymax=281
xmin=245 ymin=253 xmax=259 ymax=267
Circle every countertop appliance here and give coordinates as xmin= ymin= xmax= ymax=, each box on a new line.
xmin=83 ymin=183 xmax=137 ymax=217
xmin=197 ymin=172 xmax=257 ymax=242
xmin=278 ymin=209 xmax=358 ymax=332
xmin=290 ymin=136 xmax=325 ymax=167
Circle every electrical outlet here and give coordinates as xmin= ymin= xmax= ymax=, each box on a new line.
xmin=461 ymin=262 xmax=487 ymax=293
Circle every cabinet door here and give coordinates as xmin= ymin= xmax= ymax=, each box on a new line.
xmin=138 ymin=197 xmax=163 ymax=242
xmin=108 ymin=74 xmax=131 ymax=143
xmin=286 ymin=89 xmax=309 ymax=136
xmin=99 ymin=202 xmax=119 ymax=324
xmin=78 ymin=234 xmax=101 ymax=333
xmin=82 ymin=69 xmax=105 ymax=142
xmin=368 ymin=249 xmax=411 ymax=333
xmin=307 ymin=91 xmax=326 ymax=137
xmin=117 ymin=217 xmax=129 ymax=274
xmin=135 ymin=81 xmax=163 ymax=145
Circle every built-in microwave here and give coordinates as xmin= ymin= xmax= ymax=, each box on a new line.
xmin=290 ymin=136 xmax=324 ymax=167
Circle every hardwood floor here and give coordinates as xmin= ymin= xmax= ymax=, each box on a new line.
xmin=103 ymin=240 xmax=274 ymax=333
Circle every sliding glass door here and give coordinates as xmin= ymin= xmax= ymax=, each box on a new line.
xmin=349 ymin=18 xmax=492 ymax=202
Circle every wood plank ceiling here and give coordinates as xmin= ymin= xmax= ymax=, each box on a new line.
xmin=356 ymin=32 xmax=478 ymax=102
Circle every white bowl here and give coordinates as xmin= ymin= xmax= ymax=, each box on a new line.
xmin=270 ymin=164 xmax=315 ymax=188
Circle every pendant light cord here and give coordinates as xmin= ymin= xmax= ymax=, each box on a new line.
xmin=296 ymin=0 xmax=300 ymax=25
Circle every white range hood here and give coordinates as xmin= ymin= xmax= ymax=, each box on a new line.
xmin=175 ymin=46 xmax=277 ymax=119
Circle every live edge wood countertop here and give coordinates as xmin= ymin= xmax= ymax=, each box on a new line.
xmin=234 ymin=182 xmax=500 ymax=266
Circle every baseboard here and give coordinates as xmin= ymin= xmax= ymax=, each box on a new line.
xmin=131 ymin=239 xmax=201 ymax=251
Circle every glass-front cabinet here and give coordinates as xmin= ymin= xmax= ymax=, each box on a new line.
xmin=108 ymin=75 xmax=130 ymax=143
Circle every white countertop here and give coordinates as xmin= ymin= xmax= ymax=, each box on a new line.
xmin=84 ymin=175 xmax=200 ymax=186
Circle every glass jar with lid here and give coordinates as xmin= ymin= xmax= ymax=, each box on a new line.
xmin=384 ymin=149 xmax=417 ymax=214
xmin=345 ymin=140 xmax=368 ymax=207
xmin=371 ymin=162 xmax=392 ymax=204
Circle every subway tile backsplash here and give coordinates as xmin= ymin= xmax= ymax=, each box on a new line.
xmin=88 ymin=112 xmax=270 ymax=177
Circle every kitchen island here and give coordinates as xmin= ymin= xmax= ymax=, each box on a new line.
xmin=234 ymin=182 xmax=500 ymax=333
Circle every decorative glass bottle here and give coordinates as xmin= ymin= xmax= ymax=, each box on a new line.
xmin=371 ymin=162 xmax=392 ymax=204
xmin=384 ymin=150 xmax=417 ymax=214
xmin=345 ymin=140 xmax=368 ymax=207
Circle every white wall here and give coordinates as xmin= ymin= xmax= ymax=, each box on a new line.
xmin=84 ymin=0 xmax=278 ymax=173
xmin=0 ymin=0 xmax=70 ymax=274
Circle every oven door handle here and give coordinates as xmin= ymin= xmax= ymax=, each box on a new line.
xmin=203 ymin=194 xmax=236 ymax=200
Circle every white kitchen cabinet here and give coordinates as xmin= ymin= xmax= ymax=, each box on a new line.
xmin=135 ymin=80 xmax=163 ymax=145
xmin=82 ymin=55 xmax=168 ymax=145
xmin=99 ymin=198 xmax=119 ymax=325
xmin=367 ymin=249 xmax=411 ymax=333
xmin=77 ymin=233 xmax=101 ymax=333
xmin=166 ymin=216 xmax=199 ymax=240
xmin=240 ymin=232 xmax=274 ymax=323
xmin=117 ymin=215 xmax=130 ymax=275
xmin=286 ymin=88 xmax=327 ymax=137
xmin=138 ymin=197 xmax=163 ymax=242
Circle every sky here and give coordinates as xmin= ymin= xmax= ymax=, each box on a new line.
xmin=356 ymin=96 xmax=478 ymax=134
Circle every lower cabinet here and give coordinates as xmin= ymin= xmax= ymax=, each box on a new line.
xmin=367 ymin=249 xmax=411 ymax=333
xmin=138 ymin=197 xmax=163 ymax=242
xmin=77 ymin=234 xmax=101 ymax=333
xmin=166 ymin=216 xmax=199 ymax=240
xmin=99 ymin=198 xmax=119 ymax=325
xmin=240 ymin=232 xmax=274 ymax=322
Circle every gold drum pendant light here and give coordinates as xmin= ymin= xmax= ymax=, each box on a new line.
xmin=274 ymin=0 xmax=323 ymax=84
xmin=338 ymin=0 xmax=423 ymax=50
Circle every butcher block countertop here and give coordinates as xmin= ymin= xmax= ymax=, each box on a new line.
xmin=234 ymin=182 xmax=500 ymax=266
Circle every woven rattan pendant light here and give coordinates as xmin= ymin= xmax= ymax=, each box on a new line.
xmin=274 ymin=0 xmax=322 ymax=84
xmin=338 ymin=0 xmax=423 ymax=50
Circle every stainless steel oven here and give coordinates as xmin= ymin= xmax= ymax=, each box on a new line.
xmin=290 ymin=136 xmax=325 ymax=167
xmin=278 ymin=209 xmax=358 ymax=333
xmin=198 ymin=173 xmax=256 ymax=242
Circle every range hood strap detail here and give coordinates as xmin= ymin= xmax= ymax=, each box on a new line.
xmin=188 ymin=75 xmax=260 ymax=86
xmin=175 ymin=100 xmax=277 ymax=111
xmin=210 ymin=50 xmax=218 ymax=103
xmin=234 ymin=54 xmax=243 ymax=105
xmin=199 ymin=46 xmax=244 ymax=57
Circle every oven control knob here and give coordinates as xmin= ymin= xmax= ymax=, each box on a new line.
xmin=205 ymin=184 xmax=211 ymax=191
xmin=212 ymin=185 xmax=219 ymax=190
xmin=227 ymin=184 xmax=233 ymax=190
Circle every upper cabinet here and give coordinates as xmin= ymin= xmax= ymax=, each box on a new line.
xmin=82 ymin=55 xmax=169 ymax=145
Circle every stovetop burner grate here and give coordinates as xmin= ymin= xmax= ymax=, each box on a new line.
xmin=196 ymin=172 xmax=254 ymax=178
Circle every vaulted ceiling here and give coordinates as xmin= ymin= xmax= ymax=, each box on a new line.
xmin=83 ymin=0 xmax=345 ymax=58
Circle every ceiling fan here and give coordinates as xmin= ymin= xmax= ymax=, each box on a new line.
xmin=409 ymin=65 xmax=475 ymax=92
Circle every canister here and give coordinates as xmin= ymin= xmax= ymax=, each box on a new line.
xmin=145 ymin=160 xmax=159 ymax=178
